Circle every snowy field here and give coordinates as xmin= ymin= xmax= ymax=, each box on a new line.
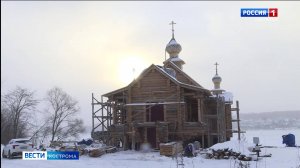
xmin=2 ymin=129 xmax=300 ymax=168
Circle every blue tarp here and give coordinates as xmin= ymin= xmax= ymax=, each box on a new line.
xmin=78 ymin=139 xmax=93 ymax=146
xmin=282 ymin=134 xmax=296 ymax=147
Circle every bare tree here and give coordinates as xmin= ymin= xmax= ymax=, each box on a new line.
xmin=2 ymin=86 xmax=38 ymax=142
xmin=1 ymin=104 xmax=12 ymax=144
xmin=45 ymin=87 xmax=84 ymax=141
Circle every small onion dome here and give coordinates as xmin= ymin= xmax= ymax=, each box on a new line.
xmin=212 ymin=74 xmax=222 ymax=83
xmin=166 ymin=38 xmax=182 ymax=58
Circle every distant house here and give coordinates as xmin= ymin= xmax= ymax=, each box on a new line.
xmin=92 ymin=24 xmax=238 ymax=150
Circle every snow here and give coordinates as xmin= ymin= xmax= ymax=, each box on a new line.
xmin=10 ymin=138 xmax=31 ymax=141
xmin=237 ymin=129 xmax=300 ymax=147
xmin=210 ymin=140 xmax=253 ymax=156
xmin=170 ymin=57 xmax=183 ymax=62
xmin=220 ymin=92 xmax=233 ymax=102
xmin=164 ymin=67 xmax=176 ymax=77
xmin=156 ymin=65 xmax=178 ymax=81
xmin=155 ymin=64 xmax=205 ymax=91
xmin=210 ymin=92 xmax=233 ymax=103
xmin=2 ymin=129 xmax=300 ymax=168
xmin=167 ymin=39 xmax=179 ymax=45
xmin=163 ymin=142 xmax=177 ymax=145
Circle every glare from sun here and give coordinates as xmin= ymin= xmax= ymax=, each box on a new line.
xmin=118 ymin=56 xmax=148 ymax=86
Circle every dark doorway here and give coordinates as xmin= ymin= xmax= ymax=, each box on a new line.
xmin=213 ymin=136 xmax=218 ymax=145
xmin=147 ymin=127 xmax=156 ymax=148
xmin=185 ymin=97 xmax=198 ymax=122
xmin=146 ymin=104 xmax=164 ymax=122
xmin=146 ymin=104 xmax=164 ymax=148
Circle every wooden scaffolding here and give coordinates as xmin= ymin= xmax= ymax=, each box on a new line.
xmin=91 ymin=93 xmax=113 ymax=145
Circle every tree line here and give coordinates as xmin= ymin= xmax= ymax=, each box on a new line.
xmin=1 ymin=86 xmax=85 ymax=144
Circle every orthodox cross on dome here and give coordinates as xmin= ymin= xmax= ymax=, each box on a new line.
xmin=169 ymin=21 xmax=176 ymax=39
xmin=215 ymin=62 xmax=219 ymax=75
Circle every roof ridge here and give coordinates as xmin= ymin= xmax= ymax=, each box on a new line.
xmin=165 ymin=61 xmax=204 ymax=88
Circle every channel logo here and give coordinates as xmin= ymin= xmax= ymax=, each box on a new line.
xmin=241 ymin=8 xmax=278 ymax=17
xmin=23 ymin=151 xmax=79 ymax=160
xmin=22 ymin=151 xmax=47 ymax=160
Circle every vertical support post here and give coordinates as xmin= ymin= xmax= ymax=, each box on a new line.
xmin=108 ymin=103 xmax=111 ymax=127
xmin=113 ymin=103 xmax=116 ymax=125
xmin=164 ymin=105 xmax=167 ymax=122
xmin=101 ymin=96 xmax=104 ymax=132
xmin=207 ymin=128 xmax=211 ymax=147
xmin=236 ymin=101 xmax=241 ymax=141
xmin=144 ymin=128 xmax=147 ymax=143
xmin=197 ymin=98 xmax=201 ymax=122
xmin=201 ymin=135 xmax=205 ymax=148
xmin=143 ymin=106 xmax=146 ymax=122
xmin=132 ymin=126 xmax=136 ymax=150
xmin=156 ymin=124 xmax=159 ymax=149
xmin=92 ymin=93 xmax=94 ymax=135
xmin=216 ymin=95 xmax=220 ymax=143
xmin=123 ymin=130 xmax=127 ymax=150
xmin=128 ymin=88 xmax=132 ymax=123
xmin=176 ymin=86 xmax=182 ymax=131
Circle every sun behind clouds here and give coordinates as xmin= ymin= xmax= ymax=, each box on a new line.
xmin=118 ymin=55 xmax=149 ymax=86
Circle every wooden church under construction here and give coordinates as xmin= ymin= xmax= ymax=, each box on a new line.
xmin=92 ymin=22 xmax=241 ymax=150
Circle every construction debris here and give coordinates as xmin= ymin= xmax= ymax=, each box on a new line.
xmin=105 ymin=146 xmax=117 ymax=153
xmin=88 ymin=148 xmax=106 ymax=157
xmin=205 ymin=148 xmax=252 ymax=161
xmin=49 ymin=141 xmax=80 ymax=152
xmin=87 ymin=146 xmax=117 ymax=157
xmin=78 ymin=138 xmax=93 ymax=146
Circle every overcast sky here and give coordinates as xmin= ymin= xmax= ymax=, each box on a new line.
xmin=2 ymin=1 xmax=300 ymax=129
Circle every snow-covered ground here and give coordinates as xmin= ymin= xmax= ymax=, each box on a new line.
xmin=237 ymin=129 xmax=300 ymax=147
xmin=2 ymin=129 xmax=300 ymax=168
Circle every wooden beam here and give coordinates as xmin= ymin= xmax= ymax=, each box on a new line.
xmin=152 ymin=91 xmax=169 ymax=93
xmin=202 ymin=135 xmax=205 ymax=148
xmin=164 ymin=104 xmax=167 ymax=121
xmin=125 ymin=101 xmax=185 ymax=106
xmin=204 ymin=114 xmax=217 ymax=118
xmin=143 ymin=106 xmax=146 ymax=122
xmin=131 ymin=126 xmax=136 ymax=150
xmin=177 ymin=85 xmax=182 ymax=131
xmin=128 ymin=88 xmax=132 ymax=123
xmin=198 ymin=98 xmax=202 ymax=122
xmin=236 ymin=101 xmax=241 ymax=140
xmin=232 ymin=130 xmax=246 ymax=133
xmin=231 ymin=108 xmax=238 ymax=111
xmin=183 ymin=93 xmax=196 ymax=96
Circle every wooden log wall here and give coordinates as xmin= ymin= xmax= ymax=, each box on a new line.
xmin=225 ymin=104 xmax=233 ymax=138
xmin=130 ymin=69 xmax=179 ymax=123
xmin=106 ymin=66 xmax=234 ymax=149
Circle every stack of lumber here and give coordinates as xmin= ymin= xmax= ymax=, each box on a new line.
xmin=159 ymin=142 xmax=183 ymax=156
xmin=88 ymin=148 xmax=106 ymax=157
xmin=87 ymin=146 xmax=117 ymax=157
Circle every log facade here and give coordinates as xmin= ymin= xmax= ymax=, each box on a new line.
xmin=93 ymin=60 xmax=233 ymax=150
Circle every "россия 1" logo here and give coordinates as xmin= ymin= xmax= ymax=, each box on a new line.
xmin=241 ymin=8 xmax=278 ymax=17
